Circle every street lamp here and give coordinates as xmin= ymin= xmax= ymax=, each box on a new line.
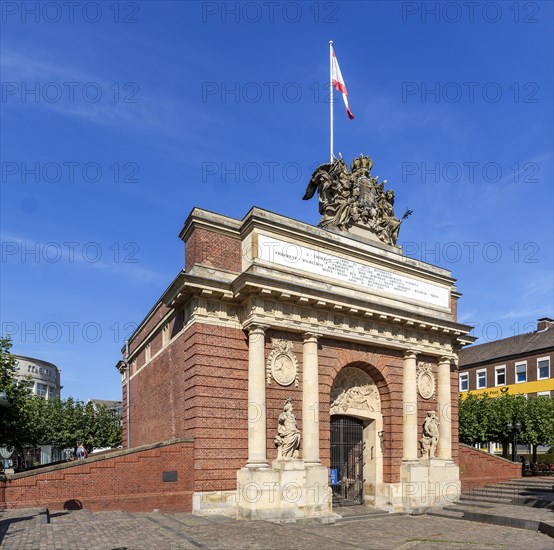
xmin=506 ymin=422 xmax=522 ymax=462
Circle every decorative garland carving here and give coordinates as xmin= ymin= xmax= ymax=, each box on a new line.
xmin=417 ymin=362 xmax=436 ymax=400
xmin=266 ymin=339 xmax=299 ymax=387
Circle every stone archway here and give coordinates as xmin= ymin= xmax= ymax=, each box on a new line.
xmin=330 ymin=366 xmax=383 ymax=507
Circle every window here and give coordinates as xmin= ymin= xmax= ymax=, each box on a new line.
xmin=459 ymin=373 xmax=469 ymax=391
xmin=145 ymin=343 xmax=151 ymax=362
xmin=537 ymin=391 xmax=551 ymax=398
xmin=36 ymin=383 xmax=47 ymax=397
xmin=537 ymin=357 xmax=550 ymax=380
xmin=476 ymin=369 xmax=487 ymax=389
xmin=495 ymin=366 xmax=506 ymax=386
xmin=515 ymin=362 xmax=527 ymax=383
xmin=47 ymin=386 xmax=56 ymax=399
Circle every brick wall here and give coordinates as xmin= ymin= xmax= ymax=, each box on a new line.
xmin=126 ymin=322 xmax=249 ymax=494
xmin=450 ymin=295 xmax=458 ymax=321
xmin=124 ymin=321 xmax=463 ymax=491
xmin=184 ymin=227 xmax=242 ymax=273
xmin=459 ymin=443 xmax=521 ymax=490
xmin=451 ymin=367 xmax=460 ymax=464
xmin=0 ymin=439 xmax=194 ymax=512
xmin=188 ymin=324 xmax=249 ymax=494
xmin=128 ymin=302 xmax=172 ymax=357
xmin=128 ymin=326 xmax=193 ymax=446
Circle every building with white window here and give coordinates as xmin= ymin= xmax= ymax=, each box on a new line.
xmin=13 ymin=355 xmax=62 ymax=466
xmin=458 ymin=318 xmax=553 ymax=398
xmin=14 ymin=355 xmax=62 ymax=399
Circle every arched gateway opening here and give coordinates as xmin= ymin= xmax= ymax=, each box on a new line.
xmin=330 ymin=366 xmax=383 ymax=507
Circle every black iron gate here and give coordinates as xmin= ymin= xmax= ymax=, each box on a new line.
xmin=330 ymin=415 xmax=365 ymax=506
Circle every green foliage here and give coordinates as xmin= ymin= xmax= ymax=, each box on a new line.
xmin=0 ymin=336 xmax=122 ymax=455
xmin=458 ymin=393 xmax=487 ymax=444
xmin=459 ymin=392 xmax=554 ymax=451
xmin=0 ymin=336 xmax=35 ymax=447
xmin=521 ymin=452 xmax=554 ymax=464
xmin=521 ymin=394 xmax=554 ymax=448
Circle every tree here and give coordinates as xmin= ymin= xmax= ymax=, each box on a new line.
xmin=459 ymin=393 xmax=487 ymax=445
xmin=459 ymin=392 xmax=553 ymax=460
xmin=92 ymin=404 xmax=122 ymax=449
xmin=0 ymin=336 xmax=36 ymax=448
xmin=29 ymin=397 xmax=122 ymax=453
xmin=488 ymin=394 xmax=527 ymax=458
xmin=520 ymin=395 xmax=554 ymax=461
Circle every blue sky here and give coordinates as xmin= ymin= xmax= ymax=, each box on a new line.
xmin=1 ymin=1 xmax=552 ymax=401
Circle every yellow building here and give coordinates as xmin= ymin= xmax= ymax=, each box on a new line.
xmin=458 ymin=318 xmax=553 ymax=399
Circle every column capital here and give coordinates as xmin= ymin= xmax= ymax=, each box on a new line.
xmin=303 ymin=332 xmax=319 ymax=344
xmin=245 ymin=323 xmax=269 ymax=335
xmin=438 ymin=354 xmax=455 ymax=365
xmin=403 ymin=349 xmax=418 ymax=360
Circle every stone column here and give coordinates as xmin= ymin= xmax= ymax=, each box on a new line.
xmin=302 ymin=333 xmax=320 ymax=465
xmin=437 ymin=355 xmax=453 ymax=460
xmin=403 ymin=350 xmax=418 ymax=461
xmin=246 ymin=325 xmax=268 ymax=467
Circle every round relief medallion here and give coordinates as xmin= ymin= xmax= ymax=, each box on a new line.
xmin=417 ymin=366 xmax=435 ymax=400
xmin=271 ymin=353 xmax=296 ymax=386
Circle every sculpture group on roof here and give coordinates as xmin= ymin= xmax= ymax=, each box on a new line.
xmin=303 ymin=154 xmax=412 ymax=246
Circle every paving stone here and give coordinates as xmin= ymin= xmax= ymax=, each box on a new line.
xmin=1 ymin=507 xmax=552 ymax=550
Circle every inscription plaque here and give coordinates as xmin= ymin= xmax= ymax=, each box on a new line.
xmin=257 ymin=234 xmax=449 ymax=308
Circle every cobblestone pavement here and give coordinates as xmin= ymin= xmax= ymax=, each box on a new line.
xmin=1 ymin=507 xmax=552 ymax=550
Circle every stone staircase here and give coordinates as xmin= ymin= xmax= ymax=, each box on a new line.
xmin=429 ymin=477 xmax=554 ymax=538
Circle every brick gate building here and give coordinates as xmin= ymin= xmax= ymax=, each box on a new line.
xmin=116 ymin=207 xmax=474 ymax=519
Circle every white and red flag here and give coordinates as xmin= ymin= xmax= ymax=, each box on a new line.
xmin=331 ymin=45 xmax=354 ymax=120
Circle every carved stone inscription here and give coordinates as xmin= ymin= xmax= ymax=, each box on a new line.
xmin=257 ymin=234 xmax=449 ymax=308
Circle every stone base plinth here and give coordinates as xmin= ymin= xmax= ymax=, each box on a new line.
xmin=399 ymin=459 xmax=460 ymax=512
xmin=236 ymin=460 xmax=334 ymax=522
xmin=192 ymin=490 xmax=238 ymax=517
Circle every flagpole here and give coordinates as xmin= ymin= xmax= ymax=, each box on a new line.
xmin=329 ymin=40 xmax=333 ymax=163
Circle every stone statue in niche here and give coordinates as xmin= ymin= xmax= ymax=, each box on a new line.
xmin=274 ymin=398 xmax=301 ymax=460
xmin=420 ymin=411 xmax=440 ymax=459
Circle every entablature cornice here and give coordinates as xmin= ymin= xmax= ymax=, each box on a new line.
xmin=232 ymin=273 xmax=472 ymax=337
xmin=159 ymin=268 xmax=475 ymax=348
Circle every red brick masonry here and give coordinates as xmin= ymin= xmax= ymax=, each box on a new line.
xmin=459 ymin=443 xmax=521 ymax=491
xmin=0 ymin=439 xmax=194 ymax=513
